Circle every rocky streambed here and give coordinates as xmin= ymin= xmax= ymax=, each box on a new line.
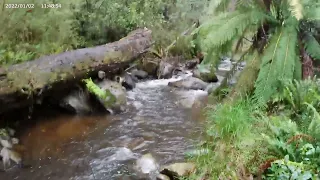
xmin=0 ymin=57 xmax=242 ymax=180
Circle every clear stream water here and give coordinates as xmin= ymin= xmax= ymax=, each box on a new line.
xmin=0 ymin=74 xmax=206 ymax=180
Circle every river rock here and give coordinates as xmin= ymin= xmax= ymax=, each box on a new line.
xmin=216 ymin=57 xmax=233 ymax=76
xmin=136 ymin=153 xmax=159 ymax=174
xmin=156 ymin=174 xmax=170 ymax=180
xmin=160 ymin=162 xmax=196 ymax=179
xmin=185 ymin=59 xmax=199 ymax=69
xmin=158 ymin=61 xmax=175 ymax=79
xmin=61 ymin=88 xmax=92 ymax=114
xmin=123 ymin=73 xmax=136 ymax=90
xmin=140 ymin=58 xmax=159 ymax=77
xmin=192 ymin=66 xmax=218 ymax=83
xmin=168 ymin=77 xmax=208 ymax=90
xmin=131 ymin=69 xmax=148 ymax=79
xmin=97 ymin=79 xmax=127 ymax=113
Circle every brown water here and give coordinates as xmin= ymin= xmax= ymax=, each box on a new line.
xmin=0 ymin=76 xmax=205 ymax=180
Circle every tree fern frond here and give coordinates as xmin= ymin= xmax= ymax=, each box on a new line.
xmin=303 ymin=1 xmax=320 ymax=20
xmin=288 ymin=0 xmax=304 ymax=20
xmin=253 ymin=24 xmax=299 ymax=106
xmin=303 ymin=32 xmax=320 ymax=60
xmin=200 ymin=10 xmax=266 ymax=50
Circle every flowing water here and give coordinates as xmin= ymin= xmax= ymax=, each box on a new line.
xmin=0 ymin=73 xmax=206 ymax=180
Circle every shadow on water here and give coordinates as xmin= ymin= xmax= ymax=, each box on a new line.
xmin=0 ymin=76 xmax=206 ymax=180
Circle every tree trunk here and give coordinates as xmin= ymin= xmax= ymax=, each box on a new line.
xmin=301 ymin=50 xmax=314 ymax=79
xmin=0 ymin=28 xmax=153 ymax=114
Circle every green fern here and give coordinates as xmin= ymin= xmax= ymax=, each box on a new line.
xmin=253 ymin=22 xmax=299 ymax=105
xmin=200 ymin=10 xmax=266 ymax=49
xmin=304 ymin=1 xmax=320 ymax=20
xmin=303 ymin=32 xmax=320 ymax=60
xmin=305 ymin=103 xmax=320 ymax=139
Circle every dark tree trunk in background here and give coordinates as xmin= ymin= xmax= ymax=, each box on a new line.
xmin=0 ymin=28 xmax=153 ymax=114
xmin=301 ymin=49 xmax=314 ymax=79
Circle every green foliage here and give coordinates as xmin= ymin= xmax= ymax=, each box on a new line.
xmin=253 ymin=22 xmax=299 ymax=106
xmin=195 ymin=0 xmax=320 ymax=106
xmin=206 ymin=99 xmax=255 ymax=141
xmin=0 ymin=0 xmax=201 ymax=65
xmin=196 ymin=8 xmax=267 ymax=67
xmin=261 ymin=112 xmax=320 ymax=178
xmin=271 ymin=78 xmax=320 ymax=115
xmin=73 ymin=0 xmax=170 ymax=46
xmin=264 ymin=155 xmax=318 ymax=180
xmin=303 ymin=32 xmax=320 ymax=60
xmin=0 ymin=0 xmax=81 ymax=65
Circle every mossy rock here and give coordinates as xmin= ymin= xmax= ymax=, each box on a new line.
xmin=193 ymin=65 xmax=218 ymax=83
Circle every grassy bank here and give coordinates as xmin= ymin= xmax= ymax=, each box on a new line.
xmin=186 ymin=0 xmax=320 ymax=179
xmin=189 ymin=79 xmax=320 ymax=179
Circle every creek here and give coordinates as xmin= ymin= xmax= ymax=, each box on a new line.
xmin=0 ymin=72 xmax=207 ymax=180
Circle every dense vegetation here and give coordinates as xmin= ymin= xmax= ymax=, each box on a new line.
xmin=189 ymin=0 xmax=320 ymax=179
xmin=0 ymin=0 xmax=203 ymax=65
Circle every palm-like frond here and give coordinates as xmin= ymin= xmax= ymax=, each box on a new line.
xmin=303 ymin=32 xmax=320 ymax=60
xmin=253 ymin=22 xmax=299 ymax=105
xmin=201 ymin=10 xmax=266 ymax=49
xmin=288 ymin=0 xmax=304 ymax=20
xmin=303 ymin=1 xmax=320 ymax=20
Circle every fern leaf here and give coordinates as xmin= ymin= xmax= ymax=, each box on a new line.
xmin=305 ymin=103 xmax=320 ymax=138
xmin=253 ymin=24 xmax=298 ymax=105
xmin=304 ymin=3 xmax=320 ymax=20
xmin=303 ymin=33 xmax=320 ymax=60
xmin=200 ymin=10 xmax=266 ymax=50
xmin=288 ymin=0 xmax=304 ymax=20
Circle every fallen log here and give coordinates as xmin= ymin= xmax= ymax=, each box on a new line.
xmin=0 ymin=28 xmax=153 ymax=114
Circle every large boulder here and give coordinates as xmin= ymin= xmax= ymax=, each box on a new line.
xmin=96 ymin=79 xmax=127 ymax=113
xmin=168 ymin=77 xmax=208 ymax=90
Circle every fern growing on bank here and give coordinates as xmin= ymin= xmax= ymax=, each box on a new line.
xmin=195 ymin=0 xmax=320 ymax=106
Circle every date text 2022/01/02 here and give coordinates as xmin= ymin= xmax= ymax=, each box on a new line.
xmin=5 ymin=4 xmax=62 ymax=9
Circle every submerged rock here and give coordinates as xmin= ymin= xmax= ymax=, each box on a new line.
xmin=168 ymin=77 xmax=208 ymax=90
xmin=136 ymin=153 xmax=159 ymax=174
xmin=107 ymin=147 xmax=136 ymax=162
xmin=160 ymin=162 xmax=196 ymax=179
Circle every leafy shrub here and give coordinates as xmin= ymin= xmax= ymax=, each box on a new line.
xmin=271 ymin=78 xmax=320 ymax=115
xmin=264 ymin=154 xmax=318 ymax=180
xmin=0 ymin=0 xmax=81 ymax=65
xmin=262 ymin=112 xmax=320 ymax=178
